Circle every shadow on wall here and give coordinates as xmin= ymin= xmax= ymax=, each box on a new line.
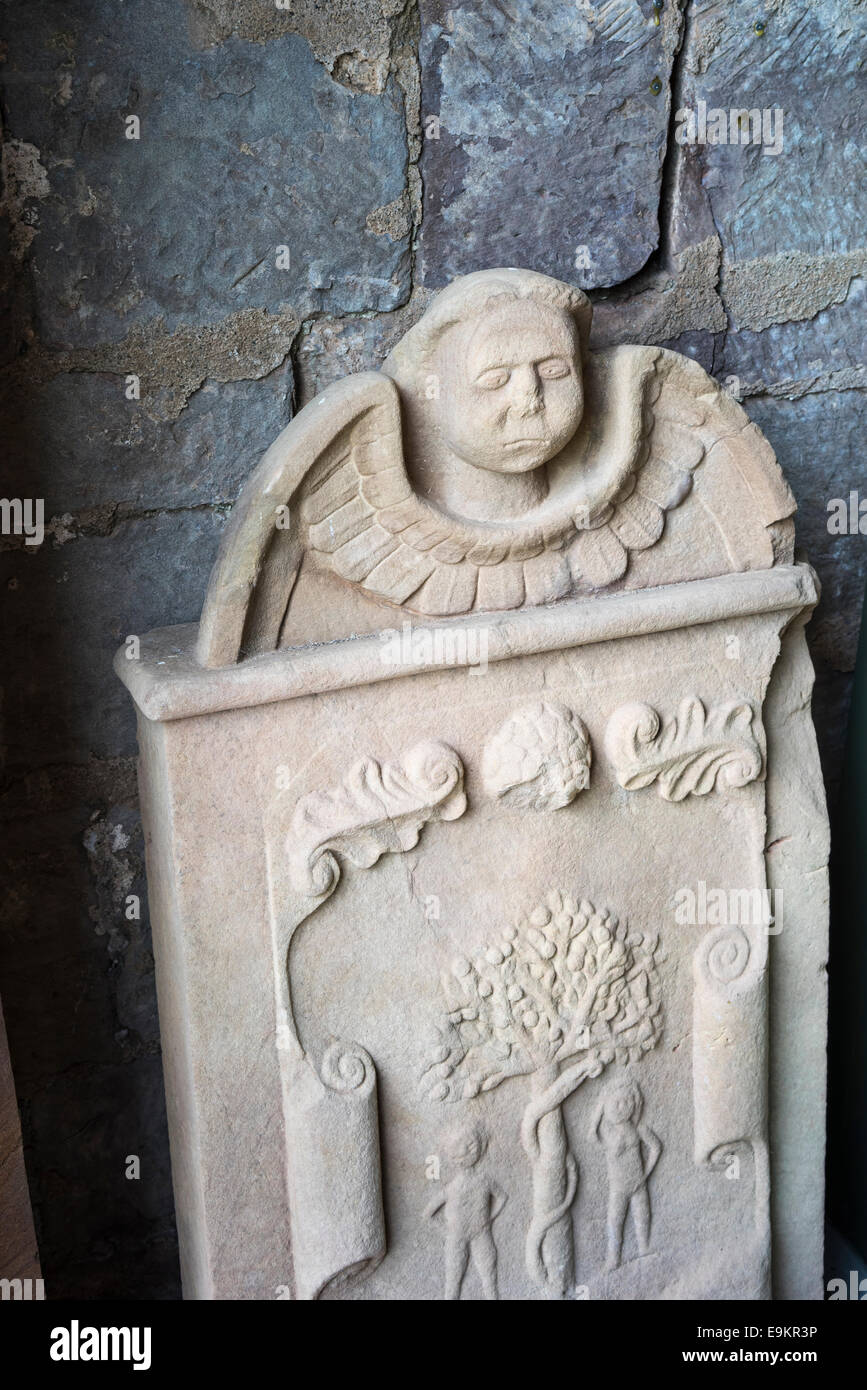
xmin=828 ymin=578 xmax=867 ymax=1277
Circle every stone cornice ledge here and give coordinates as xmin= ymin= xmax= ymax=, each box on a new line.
xmin=115 ymin=564 xmax=819 ymax=724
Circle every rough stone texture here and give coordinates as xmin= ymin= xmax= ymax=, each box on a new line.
xmin=1 ymin=0 xmax=411 ymax=347
xmin=744 ymin=392 xmax=867 ymax=675
xmin=1 ymin=510 xmax=231 ymax=768
xmin=118 ymin=269 xmax=827 ymax=1300
xmin=743 ymin=390 xmax=867 ymax=795
xmin=2 ymin=361 xmax=294 ymax=512
xmin=186 ymin=0 xmax=413 ymax=97
xmin=0 ymin=0 xmax=860 ymax=1299
xmin=0 ymin=509 xmax=228 ymax=1298
xmin=294 ymin=293 xmax=432 ymax=407
xmin=661 ymin=0 xmax=867 ymax=799
xmin=591 ymin=236 xmax=727 ymax=348
xmin=0 ymin=778 xmax=179 ymax=1297
xmin=722 ymin=250 xmax=867 ymax=334
xmin=675 ymin=0 xmax=865 ymax=264
xmin=718 ymin=277 xmax=866 ymax=402
xmin=417 ymin=0 xmax=685 ymax=289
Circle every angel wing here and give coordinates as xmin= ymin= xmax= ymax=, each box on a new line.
xmin=197 ymin=349 xmax=795 ymax=668
xmin=293 ymin=351 xmax=670 ymax=620
xmin=565 ymin=347 xmax=795 ymax=589
xmin=197 ymin=372 xmax=401 ymax=666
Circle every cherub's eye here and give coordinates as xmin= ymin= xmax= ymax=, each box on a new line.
xmin=538 ymin=358 xmax=570 ymax=379
xmin=476 ymin=367 xmax=510 ymax=390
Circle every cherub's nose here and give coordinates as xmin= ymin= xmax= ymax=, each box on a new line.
xmin=508 ymin=364 xmax=543 ymax=417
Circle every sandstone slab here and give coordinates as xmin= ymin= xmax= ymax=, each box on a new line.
xmin=117 ymin=268 xmax=829 ymax=1299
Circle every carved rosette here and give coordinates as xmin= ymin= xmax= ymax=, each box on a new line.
xmin=482 ymin=700 xmax=591 ymax=811
xmin=605 ymin=696 xmax=764 ymax=800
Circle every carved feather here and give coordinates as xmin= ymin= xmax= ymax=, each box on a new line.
xmin=197 ymin=334 xmax=797 ymax=665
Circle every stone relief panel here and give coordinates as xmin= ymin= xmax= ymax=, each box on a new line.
xmin=421 ymin=891 xmax=663 ymax=1299
xmin=592 ymin=1080 xmax=661 ymax=1274
xmin=424 ymin=1122 xmax=507 ymax=1302
xmin=285 ymin=738 xmax=467 ymax=901
xmin=281 ymin=1038 xmax=385 ymax=1303
xmin=693 ymin=921 xmax=770 ymax=1297
xmin=249 ymin=643 xmax=793 ymax=1299
xmin=195 ymin=267 xmax=796 ymax=665
xmin=115 ymin=263 xmax=827 ymax=1302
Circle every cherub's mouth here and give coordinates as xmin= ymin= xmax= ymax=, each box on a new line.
xmin=504 ymin=437 xmax=547 ymax=447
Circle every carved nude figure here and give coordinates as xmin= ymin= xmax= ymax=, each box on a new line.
xmin=425 ymin=1122 xmax=507 ymax=1301
xmin=592 ymin=1079 xmax=661 ymax=1272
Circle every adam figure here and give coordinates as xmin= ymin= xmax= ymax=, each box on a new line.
xmin=425 ymin=1122 xmax=507 ymax=1300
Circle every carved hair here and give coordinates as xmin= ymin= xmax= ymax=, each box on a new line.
xmin=592 ymin=1077 xmax=644 ymax=1138
xmin=446 ymin=1119 xmax=488 ymax=1165
xmin=383 ymin=267 xmax=593 ymax=388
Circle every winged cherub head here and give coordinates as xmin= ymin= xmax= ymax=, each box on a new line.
xmin=437 ymin=293 xmax=584 ymax=476
xmin=384 ymin=269 xmax=592 ymax=520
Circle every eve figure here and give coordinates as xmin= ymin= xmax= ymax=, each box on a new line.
xmin=592 ymin=1078 xmax=661 ymax=1272
xmin=425 ymin=1122 xmax=507 ymax=1300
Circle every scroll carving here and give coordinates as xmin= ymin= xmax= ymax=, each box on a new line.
xmin=482 ymin=700 xmax=591 ymax=811
xmin=287 ymin=739 xmax=466 ymax=896
xmin=266 ymin=738 xmax=467 ymax=1299
xmin=283 ymin=1041 xmax=385 ymax=1301
xmin=422 ymin=890 xmax=663 ymax=1299
xmin=605 ymin=696 xmax=764 ymax=800
xmin=693 ymin=922 xmax=770 ymax=1292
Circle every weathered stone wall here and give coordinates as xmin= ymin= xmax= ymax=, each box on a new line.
xmin=0 ymin=0 xmax=863 ymax=1296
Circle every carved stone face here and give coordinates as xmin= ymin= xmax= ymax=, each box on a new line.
xmin=606 ymin=1085 xmax=639 ymax=1124
xmin=435 ymin=298 xmax=583 ymax=475
xmin=447 ymin=1125 xmax=486 ymax=1169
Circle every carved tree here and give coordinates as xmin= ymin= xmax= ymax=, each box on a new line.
xmin=422 ymin=891 xmax=663 ymax=1298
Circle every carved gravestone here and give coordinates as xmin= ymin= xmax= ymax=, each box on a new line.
xmin=116 ymin=269 xmax=828 ymax=1301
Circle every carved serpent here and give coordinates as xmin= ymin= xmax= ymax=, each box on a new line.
xmin=524 ymin=1151 xmax=578 ymax=1291
xmin=520 ymin=1056 xmax=602 ymax=1294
